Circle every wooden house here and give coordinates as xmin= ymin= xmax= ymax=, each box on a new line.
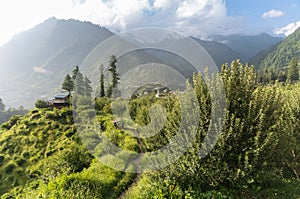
xmin=47 ymin=93 xmax=70 ymax=108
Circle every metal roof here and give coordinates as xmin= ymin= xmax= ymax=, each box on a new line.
xmin=54 ymin=93 xmax=70 ymax=99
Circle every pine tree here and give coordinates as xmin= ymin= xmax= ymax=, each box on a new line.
xmin=74 ymin=71 xmax=85 ymax=96
xmin=62 ymin=74 xmax=73 ymax=95
xmin=84 ymin=76 xmax=93 ymax=97
xmin=99 ymin=65 xmax=105 ymax=97
xmin=107 ymin=55 xmax=119 ymax=98
xmin=71 ymin=65 xmax=80 ymax=90
xmin=72 ymin=65 xmax=79 ymax=80
xmin=0 ymin=98 xmax=5 ymax=111
xmin=287 ymin=58 xmax=299 ymax=83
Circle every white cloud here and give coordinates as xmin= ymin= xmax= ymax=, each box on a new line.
xmin=262 ymin=9 xmax=284 ymax=19
xmin=72 ymin=0 xmax=85 ymax=5
xmin=0 ymin=0 xmax=243 ymax=45
xmin=275 ymin=21 xmax=300 ymax=36
xmin=176 ymin=0 xmax=226 ymax=19
xmin=153 ymin=0 xmax=172 ymax=10
xmin=33 ymin=67 xmax=53 ymax=75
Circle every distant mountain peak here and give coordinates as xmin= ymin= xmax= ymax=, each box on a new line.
xmin=0 ymin=18 xmax=284 ymax=108
xmin=44 ymin=16 xmax=59 ymax=22
xmin=250 ymin=26 xmax=300 ymax=69
xmin=209 ymin=33 xmax=282 ymax=60
xmin=0 ymin=18 xmax=114 ymax=107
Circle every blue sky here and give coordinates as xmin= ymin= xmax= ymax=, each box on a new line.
xmin=226 ymin=0 xmax=300 ymax=33
xmin=0 ymin=0 xmax=299 ymax=45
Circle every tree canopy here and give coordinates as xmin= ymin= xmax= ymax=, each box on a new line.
xmin=287 ymin=58 xmax=299 ymax=83
xmin=106 ymin=55 xmax=119 ymax=98
xmin=0 ymin=98 xmax=5 ymax=111
xmin=62 ymin=74 xmax=73 ymax=95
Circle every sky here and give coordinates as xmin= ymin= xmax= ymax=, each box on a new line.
xmin=0 ymin=0 xmax=299 ymax=45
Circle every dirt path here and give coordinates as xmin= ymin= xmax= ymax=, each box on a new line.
xmin=118 ymin=128 xmax=144 ymax=199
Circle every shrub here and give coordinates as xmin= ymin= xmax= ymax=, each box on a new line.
xmin=3 ymin=116 xmax=21 ymax=129
xmin=0 ymin=155 xmax=5 ymax=164
xmin=4 ymin=163 xmax=16 ymax=174
xmin=45 ymin=111 xmax=57 ymax=120
xmin=59 ymin=144 xmax=93 ymax=173
xmin=35 ymin=100 xmax=48 ymax=108
xmin=95 ymin=97 xmax=110 ymax=111
xmin=16 ymin=158 xmax=26 ymax=166
xmin=30 ymin=113 xmax=41 ymax=120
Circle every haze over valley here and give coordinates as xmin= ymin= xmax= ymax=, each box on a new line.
xmin=0 ymin=1 xmax=300 ymax=198
xmin=0 ymin=17 xmax=283 ymax=108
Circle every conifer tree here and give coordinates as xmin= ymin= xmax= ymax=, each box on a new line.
xmin=287 ymin=58 xmax=299 ymax=83
xmin=62 ymin=74 xmax=73 ymax=95
xmin=72 ymin=65 xmax=79 ymax=80
xmin=74 ymin=71 xmax=85 ymax=96
xmin=84 ymin=76 xmax=93 ymax=97
xmin=107 ymin=55 xmax=119 ymax=98
xmin=99 ymin=65 xmax=105 ymax=97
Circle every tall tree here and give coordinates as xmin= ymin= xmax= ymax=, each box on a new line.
xmin=107 ymin=55 xmax=119 ymax=97
xmin=0 ymin=98 xmax=5 ymax=111
xmin=71 ymin=65 xmax=80 ymax=90
xmin=74 ymin=71 xmax=85 ymax=96
xmin=72 ymin=65 xmax=80 ymax=80
xmin=62 ymin=74 xmax=73 ymax=95
xmin=99 ymin=65 xmax=105 ymax=97
xmin=84 ymin=76 xmax=93 ymax=97
xmin=287 ymin=58 xmax=299 ymax=83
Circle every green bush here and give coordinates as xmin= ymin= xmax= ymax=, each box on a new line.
xmin=4 ymin=163 xmax=16 ymax=174
xmin=95 ymin=97 xmax=110 ymax=111
xmin=58 ymin=144 xmax=93 ymax=173
xmin=15 ymin=158 xmax=26 ymax=166
xmin=35 ymin=100 xmax=48 ymax=109
xmin=0 ymin=155 xmax=5 ymax=165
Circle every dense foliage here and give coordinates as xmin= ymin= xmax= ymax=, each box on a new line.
xmin=0 ymin=60 xmax=299 ymax=198
xmin=0 ymin=107 xmax=136 ymax=198
xmin=123 ymin=60 xmax=300 ymax=198
xmin=62 ymin=66 xmax=93 ymax=97
xmin=251 ymin=27 xmax=300 ymax=70
xmin=256 ymin=58 xmax=299 ymax=84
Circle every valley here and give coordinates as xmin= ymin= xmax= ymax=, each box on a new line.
xmin=0 ymin=15 xmax=299 ymax=199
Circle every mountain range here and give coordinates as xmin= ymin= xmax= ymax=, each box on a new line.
xmin=250 ymin=27 xmax=300 ymax=69
xmin=0 ymin=17 xmax=284 ymax=108
xmin=210 ymin=33 xmax=283 ymax=60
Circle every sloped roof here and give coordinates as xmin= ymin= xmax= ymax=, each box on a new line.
xmin=54 ymin=93 xmax=70 ymax=99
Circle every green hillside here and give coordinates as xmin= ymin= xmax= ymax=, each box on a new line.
xmin=251 ymin=27 xmax=300 ymax=69
xmin=0 ymin=106 xmax=137 ymax=198
xmin=0 ymin=60 xmax=299 ymax=198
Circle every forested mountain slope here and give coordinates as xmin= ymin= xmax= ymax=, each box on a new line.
xmin=0 ymin=18 xmax=279 ymax=108
xmin=250 ymin=27 xmax=300 ymax=69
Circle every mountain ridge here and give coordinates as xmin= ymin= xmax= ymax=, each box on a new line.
xmin=0 ymin=17 xmax=282 ymax=108
xmin=250 ymin=27 xmax=300 ymax=69
xmin=210 ymin=33 xmax=283 ymax=60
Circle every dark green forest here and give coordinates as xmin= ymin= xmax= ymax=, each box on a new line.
xmin=251 ymin=27 xmax=300 ymax=84
xmin=0 ymin=58 xmax=299 ymax=198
